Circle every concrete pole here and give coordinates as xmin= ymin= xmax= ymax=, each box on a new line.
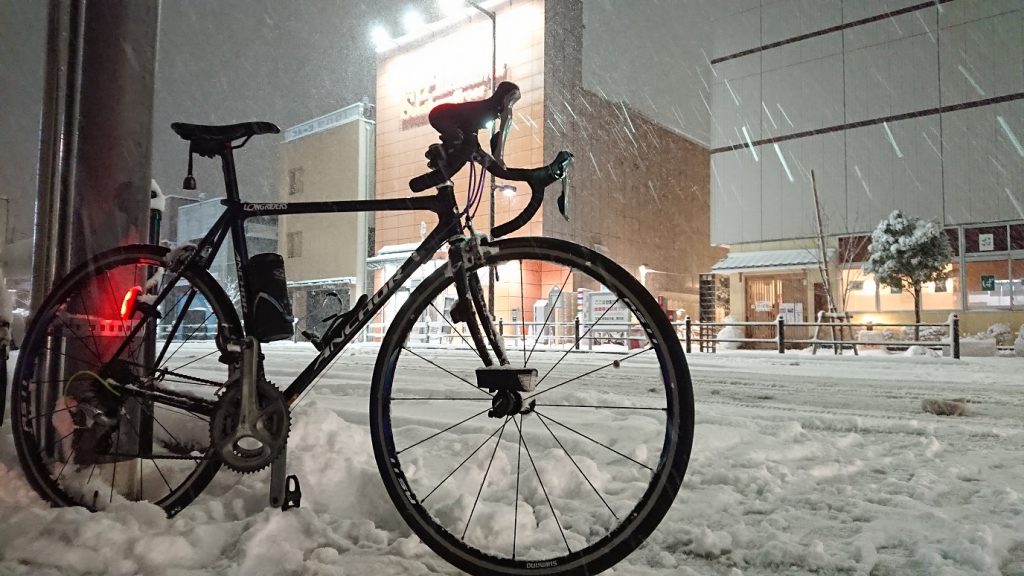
xmin=31 ymin=0 xmax=160 ymax=499
xmin=33 ymin=0 xmax=160 ymax=304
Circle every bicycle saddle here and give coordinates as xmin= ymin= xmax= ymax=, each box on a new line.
xmin=428 ymin=81 xmax=520 ymax=144
xmin=171 ymin=121 xmax=280 ymax=143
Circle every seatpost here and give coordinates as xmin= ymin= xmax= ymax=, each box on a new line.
xmin=220 ymin=147 xmax=242 ymax=203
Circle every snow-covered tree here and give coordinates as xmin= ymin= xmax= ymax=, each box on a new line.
xmin=863 ymin=210 xmax=953 ymax=340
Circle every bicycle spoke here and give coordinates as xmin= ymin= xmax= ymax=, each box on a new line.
xmin=54 ymin=440 xmax=79 ymax=484
xmin=513 ymin=416 xmax=570 ymax=554
xmin=155 ymin=287 xmax=199 ymax=367
xmin=25 ymin=405 xmax=75 ymax=422
xmin=401 ymin=346 xmax=491 ymax=397
xmin=75 ymin=289 xmax=105 ymax=364
xmin=43 ymin=429 xmax=77 ymax=455
xmin=535 ymin=411 xmax=652 ymax=472
xmin=532 ymin=298 xmax=621 ymax=392
xmin=429 ymin=302 xmax=482 ymax=360
xmin=392 ymin=397 xmax=491 ymax=402
xmin=120 ymin=406 xmax=175 ymax=494
xmin=525 ymin=346 xmax=653 ymax=402
xmin=138 ymin=401 xmax=187 ymax=450
xmin=50 ymin=319 xmax=106 ymax=366
xmin=526 ymin=270 xmax=572 ymax=367
xmin=397 ymin=406 xmax=491 ymax=455
xmin=421 ymin=417 xmax=508 ymax=504
xmin=538 ymin=404 xmax=665 ymax=411
xmin=110 ymin=422 xmax=121 ymax=504
xmin=513 ymin=414 xmax=522 ymax=560
xmin=537 ymin=412 xmax=618 ymax=520
xmin=162 ymin=310 xmax=217 ymax=369
xmin=168 ymin=348 xmax=221 ymax=377
xmin=462 ymin=416 xmax=509 ymax=539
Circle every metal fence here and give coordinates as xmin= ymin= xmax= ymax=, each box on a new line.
xmin=360 ymin=313 xmax=963 ymax=358
xmin=677 ymin=313 xmax=961 ymax=359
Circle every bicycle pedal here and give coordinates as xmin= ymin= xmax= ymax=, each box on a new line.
xmin=301 ymin=330 xmax=324 ymax=351
xmin=282 ymin=475 xmax=302 ymax=511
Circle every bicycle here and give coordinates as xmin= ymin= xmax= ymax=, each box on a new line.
xmin=5 ymin=81 xmax=694 ymax=575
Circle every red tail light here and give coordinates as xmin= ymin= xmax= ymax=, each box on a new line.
xmin=121 ymin=286 xmax=142 ymax=320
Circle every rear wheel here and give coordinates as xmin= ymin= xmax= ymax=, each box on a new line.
xmin=371 ymin=237 xmax=694 ymax=575
xmin=11 ymin=245 xmax=237 ymax=516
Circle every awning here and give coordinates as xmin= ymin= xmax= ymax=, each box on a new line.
xmin=366 ymin=243 xmax=447 ymax=269
xmin=711 ymin=248 xmax=832 ymax=273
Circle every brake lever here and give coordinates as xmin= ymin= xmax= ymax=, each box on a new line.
xmin=557 ymin=173 xmax=570 ymax=221
xmin=553 ymin=151 xmax=572 ymax=221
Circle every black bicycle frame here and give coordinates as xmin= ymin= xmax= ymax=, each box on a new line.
xmin=175 ymin=148 xmax=469 ymax=405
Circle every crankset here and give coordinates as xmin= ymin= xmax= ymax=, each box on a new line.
xmin=210 ymin=338 xmax=289 ymax=473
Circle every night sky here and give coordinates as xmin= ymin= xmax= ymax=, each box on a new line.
xmin=0 ymin=0 xmax=422 ymax=254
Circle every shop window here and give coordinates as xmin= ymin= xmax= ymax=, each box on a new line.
xmin=878 ymin=279 xmax=915 ymax=312
xmin=840 ymin=268 xmax=875 ymax=312
xmin=921 ymin=263 xmax=959 ymax=311
xmin=966 ymin=259 xmax=1011 ymax=309
xmin=845 ymin=267 xmax=960 ymax=313
xmin=1012 ymin=260 xmax=1024 ymax=308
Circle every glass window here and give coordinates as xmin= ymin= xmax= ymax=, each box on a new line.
xmin=965 ymin=225 xmax=1008 ymax=254
xmin=1011 ymin=259 xmax=1024 ymax=309
xmin=878 ymin=279 xmax=915 ymax=312
xmin=840 ymin=268 xmax=876 ymax=312
xmin=921 ymin=264 xmax=959 ymax=311
xmin=838 ymin=235 xmax=870 ymax=264
xmin=944 ymin=228 xmax=960 ymax=255
xmin=966 ymin=259 xmax=1011 ymax=309
xmin=1011 ymin=224 xmax=1024 ymax=251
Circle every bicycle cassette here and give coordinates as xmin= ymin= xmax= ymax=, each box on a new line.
xmin=210 ymin=378 xmax=289 ymax=474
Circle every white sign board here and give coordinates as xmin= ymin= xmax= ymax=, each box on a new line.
xmin=978 ymin=233 xmax=994 ymax=251
xmin=754 ymin=300 xmax=772 ymax=313
xmin=779 ymin=302 xmax=804 ymax=324
xmin=587 ymin=291 xmax=631 ymax=327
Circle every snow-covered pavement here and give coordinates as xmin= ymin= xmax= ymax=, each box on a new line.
xmin=1 ymin=344 xmax=1022 ymax=575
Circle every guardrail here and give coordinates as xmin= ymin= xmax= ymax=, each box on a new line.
xmin=356 ymin=313 xmax=963 ymax=359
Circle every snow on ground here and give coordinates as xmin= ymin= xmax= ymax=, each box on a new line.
xmin=1 ymin=344 xmax=1022 ymax=575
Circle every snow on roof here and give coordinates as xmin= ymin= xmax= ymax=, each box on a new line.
xmin=711 ymin=248 xmax=832 ymax=272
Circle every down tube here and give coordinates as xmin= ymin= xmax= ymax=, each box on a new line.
xmin=281 ymin=234 xmax=446 ymax=405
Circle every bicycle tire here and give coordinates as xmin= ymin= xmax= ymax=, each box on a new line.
xmin=370 ymin=237 xmax=694 ymax=575
xmin=11 ymin=245 xmax=237 ymax=516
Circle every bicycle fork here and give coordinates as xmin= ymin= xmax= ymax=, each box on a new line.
xmin=448 ymin=233 xmax=538 ymax=418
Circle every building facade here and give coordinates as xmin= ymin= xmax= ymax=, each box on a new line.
xmin=709 ymin=0 xmax=1024 ymax=333
xmin=372 ymin=0 xmax=724 ymax=331
xmin=277 ymin=102 xmax=375 ymax=336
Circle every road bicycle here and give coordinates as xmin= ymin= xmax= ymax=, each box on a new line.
xmin=4 ymin=82 xmax=694 ymax=575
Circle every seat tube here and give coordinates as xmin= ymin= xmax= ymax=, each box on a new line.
xmin=220 ymin=148 xmax=242 ymax=203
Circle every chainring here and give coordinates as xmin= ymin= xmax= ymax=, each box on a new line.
xmin=210 ymin=378 xmax=289 ymax=474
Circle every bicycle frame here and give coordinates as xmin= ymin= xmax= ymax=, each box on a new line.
xmin=158 ymin=148 xmax=473 ymax=406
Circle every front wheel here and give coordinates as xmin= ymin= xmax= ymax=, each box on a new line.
xmin=370 ymin=237 xmax=694 ymax=575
